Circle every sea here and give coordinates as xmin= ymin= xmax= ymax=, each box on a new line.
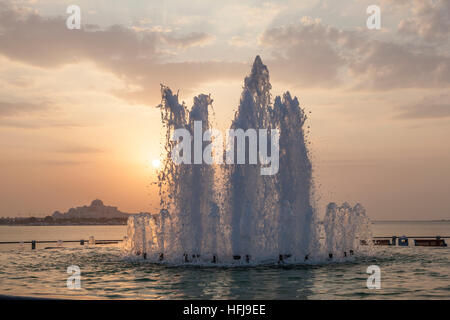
xmin=0 ymin=221 xmax=448 ymax=299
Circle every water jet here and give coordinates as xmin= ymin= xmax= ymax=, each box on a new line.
xmin=122 ymin=56 xmax=373 ymax=265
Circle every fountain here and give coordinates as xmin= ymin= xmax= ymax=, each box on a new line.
xmin=122 ymin=56 xmax=373 ymax=264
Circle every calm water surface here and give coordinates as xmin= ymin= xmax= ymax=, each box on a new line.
xmin=0 ymin=222 xmax=448 ymax=299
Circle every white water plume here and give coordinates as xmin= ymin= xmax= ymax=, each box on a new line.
xmin=122 ymin=56 xmax=373 ymax=265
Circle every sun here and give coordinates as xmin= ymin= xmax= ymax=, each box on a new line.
xmin=152 ymin=159 xmax=161 ymax=169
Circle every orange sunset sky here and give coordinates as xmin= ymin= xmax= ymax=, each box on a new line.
xmin=0 ymin=0 xmax=449 ymax=220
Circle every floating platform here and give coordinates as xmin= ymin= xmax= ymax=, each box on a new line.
xmin=0 ymin=238 xmax=122 ymax=249
xmin=414 ymin=239 xmax=447 ymax=247
xmin=373 ymin=239 xmax=391 ymax=246
xmin=369 ymin=236 xmax=448 ymax=247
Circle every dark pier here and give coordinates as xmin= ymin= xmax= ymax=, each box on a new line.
xmin=369 ymin=236 xmax=448 ymax=247
xmin=0 ymin=239 xmax=123 ymax=249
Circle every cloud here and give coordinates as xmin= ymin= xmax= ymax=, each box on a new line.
xmin=395 ymin=94 xmax=450 ymax=119
xmin=111 ymin=60 xmax=245 ymax=104
xmin=0 ymin=3 xmax=238 ymax=105
xmin=348 ymin=41 xmax=450 ymax=90
xmin=260 ymin=16 xmax=450 ymax=90
xmin=1 ymin=0 xmax=448 ymax=102
xmin=0 ymin=6 xmax=159 ymax=68
xmin=0 ymin=98 xmax=84 ymax=128
xmin=161 ymin=32 xmax=215 ymax=49
xmin=228 ymin=36 xmax=250 ymax=47
xmin=396 ymin=0 xmax=450 ymax=42
xmin=53 ymin=146 xmax=104 ymax=154
xmin=1 ymin=75 xmax=35 ymax=88
xmin=37 ymin=160 xmax=89 ymax=166
xmin=0 ymin=101 xmax=49 ymax=117
xmin=0 ymin=118 xmax=86 ymax=129
xmin=260 ymin=17 xmax=348 ymax=86
xmin=0 ymin=97 xmax=80 ymax=129
xmin=0 ymin=159 xmax=90 ymax=166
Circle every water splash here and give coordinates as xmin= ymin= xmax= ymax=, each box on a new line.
xmin=228 ymin=55 xmax=279 ymax=261
xmin=323 ymin=202 xmax=373 ymax=259
xmin=123 ymin=56 xmax=373 ymax=264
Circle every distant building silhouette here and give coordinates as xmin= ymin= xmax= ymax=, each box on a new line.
xmin=52 ymin=199 xmax=132 ymax=220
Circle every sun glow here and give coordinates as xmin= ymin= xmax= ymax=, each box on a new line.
xmin=152 ymin=159 xmax=161 ymax=169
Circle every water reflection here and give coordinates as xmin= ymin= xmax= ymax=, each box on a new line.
xmin=140 ymin=264 xmax=317 ymax=299
xmin=0 ymin=246 xmax=449 ymax=299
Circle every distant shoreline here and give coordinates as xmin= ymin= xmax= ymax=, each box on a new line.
xmin=0 ymin=223 xmax=127 ymax=226
xmin=373 ymin=220 xmax=450 ymax=223
xmin=1 ymin=219 xmax=448 ymax=226
xmin=0 ymin=217 xmax=128 ymax=226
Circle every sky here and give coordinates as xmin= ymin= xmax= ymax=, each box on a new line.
xmin=0 ymin=0 xmax=449 ymax=220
